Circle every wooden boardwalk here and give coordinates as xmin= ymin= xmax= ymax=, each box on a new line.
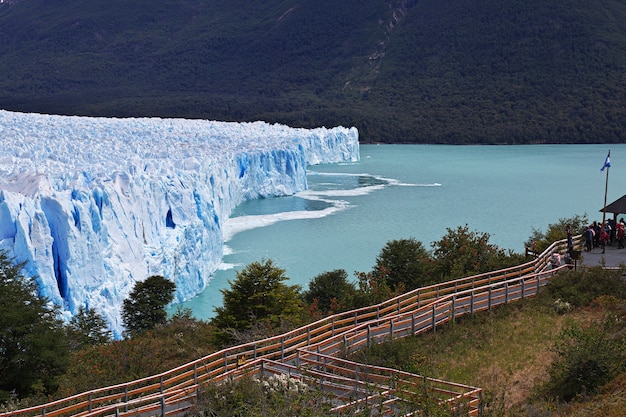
xmin=1 ymin=237 xmax=583 ymax=417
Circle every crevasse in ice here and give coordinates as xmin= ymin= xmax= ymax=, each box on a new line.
xmin=0 ymin=110 xmax=359 ymax=337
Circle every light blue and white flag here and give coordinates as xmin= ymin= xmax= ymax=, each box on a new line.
xmin=601 ymin=152 xmax=611 ymax=172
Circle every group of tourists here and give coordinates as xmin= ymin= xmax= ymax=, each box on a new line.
xmin=583 ymin=218 xmax=625 ymax=253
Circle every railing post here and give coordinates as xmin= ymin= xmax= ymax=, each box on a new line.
xmin=281 ymin=337 xmax=285 ymax=360
xmin=488 ymin=288 xmax=492 ymax=311
xmin=389 ymin=319 xmax=394 ymax=339
xmin=470 ymin=292 xmax=475 ymax=314
xmin=521 ymin=279 xmax=525 ymax=300
xmin=505 ymin=283 xmax=509 ymax=304
xmin=317 ymin=345 xmax=321 ymax=369
xmin=307 ymin=327 xmax=311 ymax=345
xmin=432 ymin=304 xmax=437 ymax=332
xmin=160 ymin=396 xmax=165 ymax=417
xmin=160 ymin=375 xmax=164 ymax=393
xmin=411 ymin=313 xmax=415 ymax=335
xmin=254 ymin=343 xmax=258 ymax=359
xmin=88 ymin=393 xmax=93 ymax=413
xmin=417 ymin=291 xmax=421 ymax=308
xmin=451 ymin=296 xmax=456 ymax=322
xmin=367 ymin=325 xmax=371 ymax=348
xmin=397 ymin=298 xmax=401 ymax=313
xmin=536 ymin=276 xmax=541 ymax=295
xmin=193 ymin=363 xmax=198 ymax=384
xmin=125 ymin=385 xmax=129 ymax=412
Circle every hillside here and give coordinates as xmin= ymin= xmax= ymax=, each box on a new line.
xmin=0 ymin=0 xmax=625 ymax=143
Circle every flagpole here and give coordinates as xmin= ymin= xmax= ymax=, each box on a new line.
xmin=602 ymin=150 xmax=610 ymax=225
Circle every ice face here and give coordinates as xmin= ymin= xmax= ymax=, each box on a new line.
xmin=0 ymin=110 xmax=359 ymax=337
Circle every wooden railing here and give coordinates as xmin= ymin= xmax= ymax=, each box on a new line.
xmin=1 ymin=236 xmax=579 ymax=417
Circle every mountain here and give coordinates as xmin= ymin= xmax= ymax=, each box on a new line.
xmin=0 ymin=0 xmax=625 ymax=143
xmin=0 ymin=110 xmax=358 ymax=337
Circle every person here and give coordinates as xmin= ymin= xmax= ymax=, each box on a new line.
xmin=584 ymin=224 xmax=594 ymax=252
xmin=618 ymin=220 xmax=625 ymax=249
xmin=592 ymin=221 xmax=600 ymax=249
xmin=599 ymin=225 xmax=609 ymax=254
xmin=608 ymin=218 xmax=616 ymax=245
xmin=551 ymin=252 xmax=561 ymax=269
xmin=566 ymin=225 xmax=573 ymax=254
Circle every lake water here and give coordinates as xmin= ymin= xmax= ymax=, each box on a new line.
xmin=175 ymin=144 xmax=626 ymax=320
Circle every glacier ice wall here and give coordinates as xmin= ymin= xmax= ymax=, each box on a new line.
xmin=0 ymin=110 xmax=359 ymax=337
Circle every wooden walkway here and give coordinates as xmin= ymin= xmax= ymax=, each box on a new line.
xmin=1 ymin=237 xmax=582 ymax=417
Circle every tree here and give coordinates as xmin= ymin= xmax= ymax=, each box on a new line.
xmin=525 ymin=214 xmax=588 ymax=255
xmin=0 ymin=250 xmax=69 ymax=401
xmin=67 ymin=306 xmax=113 ymax=351
xmin=303 ymin=269 xmax=357 ymax=315
xmin=212 ymin=259 xmax=303 ymax=344
xmin=122 ymin=275 xmax=176 ymax=338
xmin=353 ymin=266 xmax=400 ymax=308
xmin=431 ymin=225 xmax=513 ymax=280
xmin=374 ymin=238 xmax=433 ymax=290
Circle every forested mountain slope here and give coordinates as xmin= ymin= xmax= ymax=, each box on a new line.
xmin=0 ymin=0 xmax=625 ymax=143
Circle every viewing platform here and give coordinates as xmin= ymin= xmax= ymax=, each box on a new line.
xmin=579 ymin=243 xmax=626 ymax=269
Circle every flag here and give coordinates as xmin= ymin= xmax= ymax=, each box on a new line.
xmin=601 ymin=152 xmax=611 ymax=172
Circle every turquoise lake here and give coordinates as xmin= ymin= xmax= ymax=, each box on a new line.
xmin=176 ymin=144 xmax=626 ymax=319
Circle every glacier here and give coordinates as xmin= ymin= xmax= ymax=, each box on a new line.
xmin=0 ymin=110 xmax=359 ymax=337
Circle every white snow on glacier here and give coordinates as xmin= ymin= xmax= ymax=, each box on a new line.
xmin=0 ymin=110 xmax=359 ymax=337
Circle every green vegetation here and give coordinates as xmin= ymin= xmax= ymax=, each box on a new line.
xmin=1 ymin=0 xmax=625 ymax=143
xmin=193 ymin=374 xmax=336 ymax=417
xmin=0 ymin=251 xmax=69 ymax=403
xmin=431 ymin=225 xmax=526 ymax=280
xmin=56 ymin=308 xmax=216 ymax=398
xmin=374 ymin=238 xmax=432 ymax=290
xmin=302 ymin=269 xmax=358 ymax=316
xmin=67 ymin=306 xmax=113 ymax=351
xmin=122 ymin=275 xmax=176 ymax=337
xmin=192 ymin=372 xmax=464 ymax=416
xmin=211 ymin=259 xmax=304 ymax=345
xmin=526 ymin=214 xmax=589 ymax=254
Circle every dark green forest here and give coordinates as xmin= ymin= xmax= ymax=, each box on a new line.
xmin=1 ymin=0 xmax=625 ymax=143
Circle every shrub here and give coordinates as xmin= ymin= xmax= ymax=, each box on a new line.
xmin=543 ymin=267 xmax=626 ymax=308
xmin=545 ymin=322 xmax=624 ymax=401
xmin=194 ymin=374 xmax=334 ymax=417
xmin=552 ymin=299 xmax=573 ymax=315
